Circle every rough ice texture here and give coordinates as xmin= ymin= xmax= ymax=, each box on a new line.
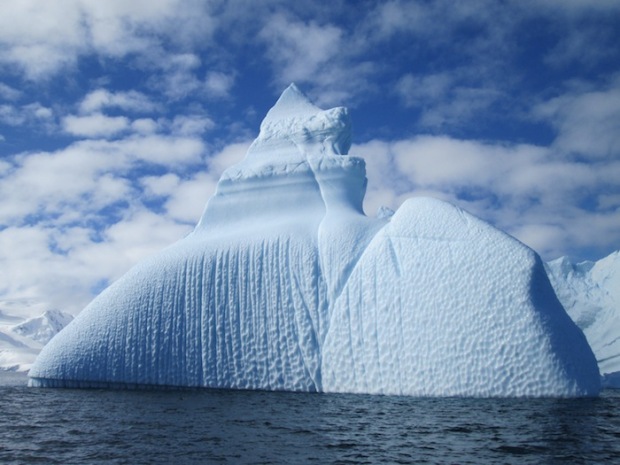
xmin=545 ymin=251 xmax=620 ymax=388
xmin=322 ymin=198 xmax=598 ymax=396
xmin=30 ymin=84 xmax=600 ymax=396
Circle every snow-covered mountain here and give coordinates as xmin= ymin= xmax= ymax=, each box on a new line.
xmin=0 ymin=300 xmax=73 ymax=372
xmin=28 ymin=84 xmax=599 ymax=396
xmin=545 ymin=251 xmax=620 ymax=388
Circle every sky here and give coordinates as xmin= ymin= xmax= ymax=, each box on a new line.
xmin=0 ymin=0 xmax=619 ymax=316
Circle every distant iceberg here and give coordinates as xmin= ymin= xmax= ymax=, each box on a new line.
xmin=29 ymin=84 xmax=600 ymax=396
xmin=546 ymin=251 xmax=620 ymax=388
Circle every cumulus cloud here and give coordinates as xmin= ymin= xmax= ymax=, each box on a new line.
xmin=0 ymin=0 xmax=217 ymax=80
xmin=0 ymin=102 xmax=54 ymax=127
xmin=148 ymin=53 xmax=204 ymax=100
xmin=395 ymin=73 xmax=504 ymax=129
xmin=204 ymin=71 xmax=235 ymax=99
xmin=62 ymin=113 xmax=130 ymax=138
xmin=258 ymin=13 xmax=377 ymax=106
xmin=170 ymin=115 xmax=215 ymax=136
xmin=0 ymin=1 xmax=86 ymax=79
xmin=131 ymin=118 xmax=159 ymax=134
xmin=0 ymin=82 xmax=22 ymax=101
xmin=259 ymin=14 xmax=343 ymax=84
xmin=116 ymin=134 xmax=205 ymax=166
xmin=534 ymin=81 xmax=620 ymax=159
xmin=79 ymin=89 xmax=160 ymax=114
xmin=0 ymin=105 xmax=26 ymax=126
xmin=0 ymin=123 xmax=217 ymax=313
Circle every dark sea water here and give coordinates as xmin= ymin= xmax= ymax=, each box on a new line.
xmin=1 ymin=372 xmax=619 ymax=465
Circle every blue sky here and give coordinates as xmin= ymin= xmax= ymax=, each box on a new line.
xmin=0 ymin=0 xmax=619 ymax=315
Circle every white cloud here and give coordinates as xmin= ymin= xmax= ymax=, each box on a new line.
xmin=511 ymin=223 xmax=567 ymax=256
xmin=365 ymin=0 xmax=434 ymax=39
xmin=162 ymin=173 xmax=215 ymax=224
xmin=364 ymin=0 xmax=514 ymax=52
xmin=24 ymin=103 xmax=53 ymax=120
xmin=0 ymin=82 xmax=21 ymax=101
xmin=0 ymin=147 xmax=128 ymax=225
xmin=0 ymin=128 xmax=208 ymax=229
xmin=529 ymin=0 xmax=620 ymax=15
xmin=148 ymin=53 xmax=204 ymax=100
xmin=0 ymin=1 xmax=86 ymax=79
xmin=0 ymin=102 xmax=54 ymax=127
xmin=114 ymin=134 xmax=205 ymax=166
xmin=259 ymin=15 xmax=343 ymax=84
xmin=204 ymin=71 xmax=235 ymax=99
xmin=0 ymin=104 xmax=25 ymax=126
xmin=396 ymin=73 xmax=452 ymax=105
xmin=62 ymin=113 xmax=130 ymax=138
xmin=257 ymin=13 xmax=378 ymax=107
xmin=170 ymin=115 xmax=215 ymax=136
xmin=396 ymin=73 xmax=503 ymax=129
xmin=0 ymin=225 xmax=82 ymax=309
xmin=79 ymin=89 xmax=159 ymax=114
xmin=598 ymin=193 xmax=620 ymax=210
xmin=144 ymin=55 xmax=236 ymax=102
xmin=0 ymin=0 xmax=217 ymax=80
xmin=534 ymin=82 xmax=620 ymax=159
xmin=0 ymin=210 xmax=193 ymax=314
xmin=131 ymin=118 xmax=159 ymax=134
xmin=140 ymin=173 xmax=181 ymax=198
xmin=0 ymin=127 xmax=217 ymax=313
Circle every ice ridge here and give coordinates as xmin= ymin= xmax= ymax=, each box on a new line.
xmin=29 ymin=85 xmax=600 ymax=397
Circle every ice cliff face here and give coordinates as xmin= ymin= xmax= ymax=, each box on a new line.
xmin=545 ymin=251 xmax=620 ymax=387
xmin=29 ymin=84 xmax=600 ymax=396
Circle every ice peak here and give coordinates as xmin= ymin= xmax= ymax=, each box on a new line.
xmin=256 ymin=84 xmax=352 ymax=156
xmin=262 ymin=83 xmax=322 ymax=126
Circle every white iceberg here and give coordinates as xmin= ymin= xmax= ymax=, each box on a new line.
xmin=545 ymin=251 xmax=620 ymax=388
xmin=29 ymin=84 xmax=600 ymax=396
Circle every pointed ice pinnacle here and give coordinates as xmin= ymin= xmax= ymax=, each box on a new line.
xmin=261 ymin=83 xmax=322 ymax=127
xmin=29 ymin=85 xmax=601 ymax=397
xmin=252 ymin=84 xmax=352 ymax=156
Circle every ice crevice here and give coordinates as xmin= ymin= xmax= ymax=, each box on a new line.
xmin=29 ymin=84 xmax=601 ymax=397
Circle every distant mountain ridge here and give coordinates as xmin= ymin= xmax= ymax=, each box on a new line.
xmin=0 ymin=301 xmax=73 ymax=372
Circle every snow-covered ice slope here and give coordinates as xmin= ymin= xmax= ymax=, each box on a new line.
xmin=29 ymin=84 xmax=600 ymax=396
xmin=545 ymin=251 xmax=620 ymax=387
xmin=322 ymin=198 xmax=598 ymax=396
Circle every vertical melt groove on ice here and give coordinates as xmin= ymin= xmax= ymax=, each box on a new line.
xmin=29 ymin=84 xmax=601 ymax=396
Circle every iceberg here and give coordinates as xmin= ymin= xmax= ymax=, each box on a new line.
xmin=29 ymin=84 xmax=600 ymax=396
xmin=545 ymin=251 xmax=620 ymax=388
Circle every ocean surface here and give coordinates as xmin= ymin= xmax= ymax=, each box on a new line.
xmin=1 ymin=372 xmax=619 ymax=465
